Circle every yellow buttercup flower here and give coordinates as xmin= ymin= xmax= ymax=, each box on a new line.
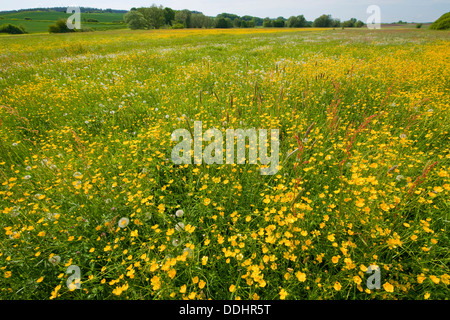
xmin=333 ymin=282 xmax=342 ymax=291
xmin=279 ymin=289 xmax=288 ymax=299
xmin=353 ymin=276 xmax=362 ymax=285
xmin=383 ymin=282 xmax=394 ymax=293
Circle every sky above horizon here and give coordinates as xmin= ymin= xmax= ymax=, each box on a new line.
xmin=0 ymin=0 xmax=448 ymax=22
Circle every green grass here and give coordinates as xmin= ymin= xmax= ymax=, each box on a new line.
xmin=0 ymin=10 xmax=126 ymax=33
xmin=0 ymin=28 xmax=449 ymax=300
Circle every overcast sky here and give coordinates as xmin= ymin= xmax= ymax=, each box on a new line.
xmin=1 ymin=0 xmax=448 ymax=22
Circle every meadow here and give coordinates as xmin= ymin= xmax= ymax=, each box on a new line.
xmin=0 ymin=27 xmax=449 ymax=300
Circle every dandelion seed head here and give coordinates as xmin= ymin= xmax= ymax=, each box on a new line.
xmin=175 ymin=209 xmax=184 ymax=217
xmin=175 ymin=222 xmax=185 ymax=231
xmin=118 ymin=217 xmax=130 ymax=228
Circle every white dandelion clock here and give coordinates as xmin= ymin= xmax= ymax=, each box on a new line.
xmin=175 ymin=222 xmax=185 ymax=231
xmin=175 ymin=209 xmax=184 ymax=218
xmin=118 ymin=217 xmax=130 ymax=229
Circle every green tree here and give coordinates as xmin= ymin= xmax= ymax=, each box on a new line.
xmin=137 ymin=5 xmax=165 ymax=29
xmin=355 ymin=20 xmax=365 ymax=28
xmin=215 ymin=17 xmax=232 ymax=28
xmin=287 ymin=15 xmax=307 ymax=27
xmin=147 ymin=5 xmax=165 ymax=29
xmin=263 ymin=17 xmax=273 ymax=28
xmin=312 ymin=14 xmax=334 ymax=27
xmin=175 ymin=9 xmax=192 ymax=28
xmin=191 ymin=12 xmax=214 ymax=28
xmin=247 ymin=16 xmax=263 ymax=26
xmin=124 ymin=10 xmax=147 ymax=30
xmin=164 ymin=7 xmax=175 ymax=26
xmin=331 ymin=18 xmax=341 ymax=28
xmin=342 ymin=18 xmax=357 ymax=28
xmin=217 ymin=13 xmax=239 ymax=21
xmin=202 ymin=16 xmax=215 ymax=28
xmin=273 ymin=17 xmax=286 ymax=27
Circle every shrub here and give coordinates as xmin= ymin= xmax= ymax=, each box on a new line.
xmin=0 ymin=23 xmax=27 ymax=34
xmin=86 ymin=18 xmax=99 ymax=23
xmin=48 ymin=19 xmax=75 ymax=33
xmin=171 ymin=22 xmax=185 ymax=29
xmin=416 ymin=23 xmax=423 ymax=29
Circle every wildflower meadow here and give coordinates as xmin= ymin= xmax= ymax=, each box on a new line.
xmin=0 ymin=27 xmax=449 ymax=300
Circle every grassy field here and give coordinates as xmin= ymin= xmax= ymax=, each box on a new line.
xmin=0 ymin=27 xmax=449 ymax=300
xmin=0 ymin=10 xmax=126 ymax=33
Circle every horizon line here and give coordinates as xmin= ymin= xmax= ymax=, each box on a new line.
xmin=0 ymin=6 xmax=440 ymax=24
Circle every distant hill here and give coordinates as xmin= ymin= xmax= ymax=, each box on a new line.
xmin=430 ymin=12 xmax=450 ymax=30
xmin=0 ymin=7 xmax=128 ymax=15
xmin=0 ymin=8 xmax=127 ymax=33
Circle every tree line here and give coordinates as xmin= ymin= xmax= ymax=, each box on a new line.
xmin=124 ymin=5 xmax=365 ymax=30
